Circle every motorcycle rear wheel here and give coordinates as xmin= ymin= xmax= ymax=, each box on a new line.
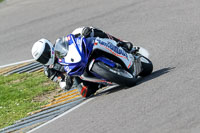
xmin=139 ymin=56 xmax=153 ymax=77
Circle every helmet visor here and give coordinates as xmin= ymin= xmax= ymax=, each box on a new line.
xmin=54 ymin=38 xmax=69 ymax=59
xmin=36 ymin=43 xmax=51 ymax=64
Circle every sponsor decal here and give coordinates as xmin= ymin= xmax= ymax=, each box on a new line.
xmin=64 ymin=66 xmax=72 ymax=73
xmin=49 ymin=64 xmax=54 ymax=68
xmin=97 ymin=39 xmax=128 ymax=59
xmin=52 ymin=47 xmax=55 ymax=55
xmin=76 ymin=38 xmax=82 ymax=47
xmin=128 ymin=61 xmax=132 ymax=69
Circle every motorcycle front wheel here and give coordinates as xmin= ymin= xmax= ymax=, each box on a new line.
xmin=91 ymin=61 xmax=136 ymax=87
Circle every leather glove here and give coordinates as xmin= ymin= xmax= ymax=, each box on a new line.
xmin=44 ymin=66 xmax=58 ymax=82
xmin=59 ymin=75 xmax=73 ymax=90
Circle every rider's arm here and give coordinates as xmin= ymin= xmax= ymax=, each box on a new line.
xmin=72 ymin=26 xmax=123 ymax=42
xmin=71 ymin=26 xmax=106 ymax=38
xmin=43 ymin=64 xmax=73 ymax=90
xmin=71 ymin=27 xmax=93 ymax=37
xmin=71 ymin=26 xmax=133 ymax=51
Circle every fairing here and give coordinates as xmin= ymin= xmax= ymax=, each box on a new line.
xmin=93 ymin=37 xmax=134 ymax=69
xmin=58 ymin=34 xmax=94 ymax=76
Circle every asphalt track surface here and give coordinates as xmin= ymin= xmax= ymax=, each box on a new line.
xmin=1 ymin=0 xmax=200 ymax=133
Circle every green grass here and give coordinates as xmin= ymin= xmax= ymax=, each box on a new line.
xmin=0 ymin=0 xmax=4 ymax=3
xmin=0 ymin=72 xmax=59 ymax=129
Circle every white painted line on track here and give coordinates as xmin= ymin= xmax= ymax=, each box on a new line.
xmin=27 ymin=97 xmax=94 ymax=133
xmin=0 ymin=59 xmax=34 ymax=69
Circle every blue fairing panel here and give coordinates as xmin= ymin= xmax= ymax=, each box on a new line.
xmin=58 ymin=34 xmax=94 ymax=76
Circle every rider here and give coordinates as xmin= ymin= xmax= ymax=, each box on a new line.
xmin=31 ymin=26 xmax=136 ymax=97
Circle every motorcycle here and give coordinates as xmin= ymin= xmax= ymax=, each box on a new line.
xmin=55 ymin=34 xmax=153 ymax=97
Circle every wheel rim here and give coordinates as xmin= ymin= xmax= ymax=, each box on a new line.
xmin=115 ymin=69 xmax=133 ymax=78
xmin=99 ymin=62 xmax=133 ymax=78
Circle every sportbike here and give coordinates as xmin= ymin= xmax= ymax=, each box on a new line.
xmin=55 ymin=34 xmax=153 ymax=97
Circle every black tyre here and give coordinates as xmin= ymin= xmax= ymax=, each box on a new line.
xmin=139 ymin=56 xmax=153 ymax=77
xmin=91 ymin=61 xmax=136 ymax=87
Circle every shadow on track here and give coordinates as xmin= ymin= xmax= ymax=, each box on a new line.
xmin=93 ymin=67 xmax=175 ymax=97
xmin=136 ymin=67 xmax=175 ymax=85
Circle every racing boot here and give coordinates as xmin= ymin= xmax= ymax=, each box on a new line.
xmin=117 ymin=41 xmax=134 ymax=53
xmin=130 ymin=46 xmax=140 ymax=55
xmin=117 ymin=40 xmax=141 ymax=54
xmin=117 ymin=42 xmax=141 ymax=58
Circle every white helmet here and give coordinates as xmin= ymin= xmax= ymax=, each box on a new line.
xmin=31 ymin=38 xmax=55 ymax=65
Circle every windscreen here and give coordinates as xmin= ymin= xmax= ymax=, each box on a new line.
xmin=54 ymin=38 xmax=69 ymax=59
